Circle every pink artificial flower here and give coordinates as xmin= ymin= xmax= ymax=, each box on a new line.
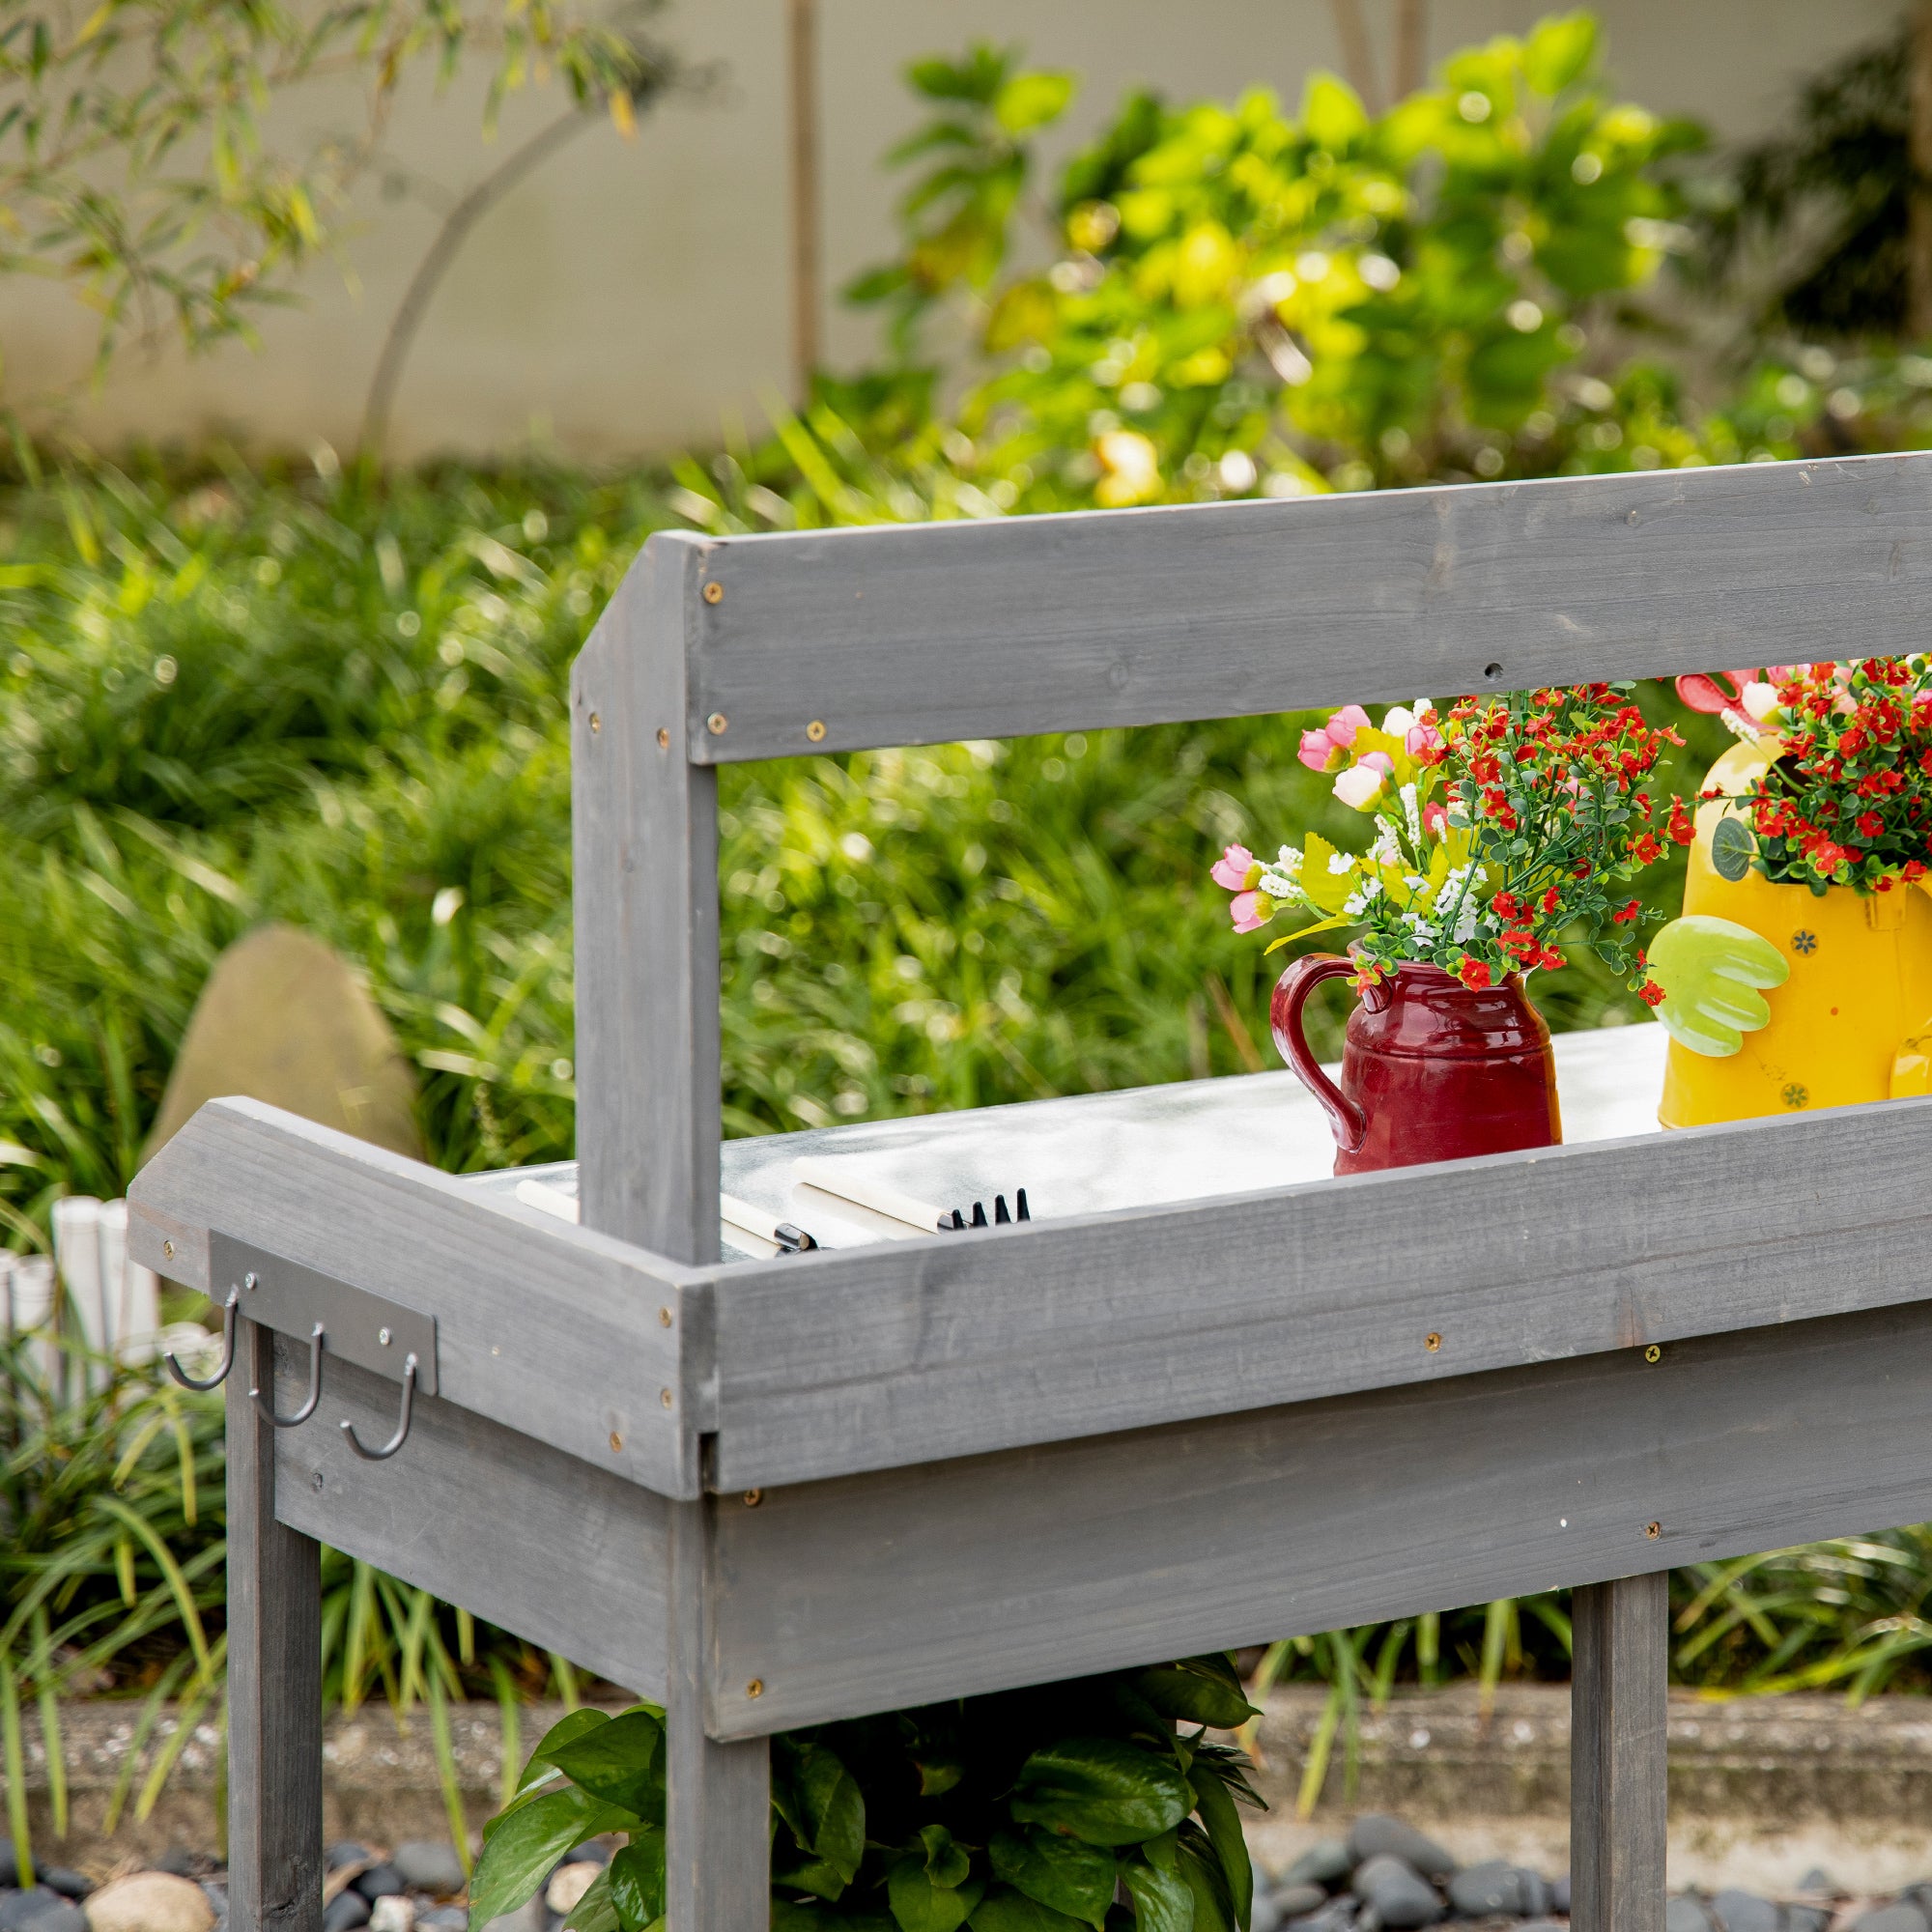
xmin=1421 ymin=799 xmax=1448 ymax=838
xmin=1359 ymin=751 xmax=1394 ymax=776
xmin=1210 ymin=842 xmax=1260 ymax=891
xmin=1406 ymin=714 xmax=1443 ymax=755
xmin=1230 ymin=892 xmax=1267 ymax=932
xmin=1296 ymin=704 xmax=1375 ymax=773
xmin=1297 ymin=726 xmax=1339 ymax=772
xmin=1327 ymin=704 xmax=1372 ymax=747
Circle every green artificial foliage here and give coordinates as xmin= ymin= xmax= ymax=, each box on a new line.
xmin=468 ymin=1661 xmax=1265 ymax=1932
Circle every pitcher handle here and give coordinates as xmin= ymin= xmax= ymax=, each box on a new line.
xmin=1270 ymin=954 xmax=1369 ymax=1155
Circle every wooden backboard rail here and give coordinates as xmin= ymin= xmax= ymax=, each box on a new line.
xmin=127 ymin=452 xmax=1932 ymax=1932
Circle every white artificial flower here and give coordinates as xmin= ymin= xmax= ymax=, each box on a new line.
xmin=1741 ymin=681 xmax=1780 ymax=724
xmin=1334 ymin=764 xmax=1385 ymax=810
xmin=1327 ymin=850 xmax=1357 ymax=874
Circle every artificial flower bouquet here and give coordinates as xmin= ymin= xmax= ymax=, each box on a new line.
xmin=1694 ymin=657 xmax=1932 ymax=895
xmin=1211 ymin=685 xmax=1689 ymax=998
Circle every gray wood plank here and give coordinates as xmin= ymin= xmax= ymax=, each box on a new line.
xmin=666 ymin=1500 xmax=771 ymax=1932
xmin=1572 ymin=1574 xmax=1668 ymax=1932
xmin=664 ymin=453 xmax=1932 ymax=762
xmin=128 ymin=1098 xmax=706 ymax=1498
xmin=573 ymin=528 xmax=723 ymax=1264
xmin=228 ymin=1318 xmax=324 ymax=1932
xmin=704 ymin=1094 xmax=1932 ymax=1490
xmin=271 ymin=1339 xmax=670 ymax=1700
xmin=702 ymin=1297 xmax=1932 ymax=1737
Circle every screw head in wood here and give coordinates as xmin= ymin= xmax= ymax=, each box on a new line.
xmin=807 ymin=720 xmax=827 ymax=742
xmin=1645 ymin=1520 xmax=1662 ymax=1540
xmin=746 ymin=1678 xmax=764 ymax=1698
xmin=660 ymin=1387 xmax=673 ymax=1408
xmin=744 ymin=1489 xmax=763 ymax=1507
xmin=379 ymin=1327 xmax=392 ymax=1347
xmin=659 ymin=1306 xmax=673 ymax=1327
xmin=610 ymin=1431 xmax=624 ymax=1453
xmin=707 ymin=713 xmax=728 ymax=736
xmin=702 ymin=581 xmax=724 ymax=605
xmin=244 ymin=1272 xmax=258 ymax=1291
xmin=657 ymin=727 xmax=669 ymax=749
xmin=162 ymin=1240 xmax=174 ymax=1260
xmin=312 ymin=1470 xmax=324 ymax=1491
xmin=588 ymin=712 xmax=601 ymax=734
xmin=1424 ymin=1332 xmax=1441 ymax=1352
xmin=1644 ymin=1344 xmax=1662 ymax=1363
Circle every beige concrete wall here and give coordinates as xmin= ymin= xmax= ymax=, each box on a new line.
xmin=5 ymin=0 xmax=1902 ymax=464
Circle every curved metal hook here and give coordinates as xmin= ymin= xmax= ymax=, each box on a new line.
xmin=340 ymin=1352 xmax=417 ymax=1462
xmin=250 ymin=1323 xmax=325 ymax=1428
xmin=165 ymin=1290 xmax=240 ymax=1392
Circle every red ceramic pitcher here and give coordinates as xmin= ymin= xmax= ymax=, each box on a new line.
xmin=1270 ymin=955 xmax=1561 ymax=1175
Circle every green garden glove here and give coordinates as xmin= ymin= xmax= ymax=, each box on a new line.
xmin=1648 ymin=915 xmax=1790 ymax=1058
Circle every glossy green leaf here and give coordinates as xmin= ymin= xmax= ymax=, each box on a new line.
xmin=1134 ymin=1657 xmax=1258 ymax=1731
xmin=607 ymin=1831 xmax=668 ymax=1932
xmin=1121 ymin=1854 xmax=1194 ymax=1932
xmin=563 ymin=1868 xmax=620 ymax=1932
xmin=468 ymin=1788 xmax=637 ymax=1930
xmin=889 ymin=1855 xmax=984 ymax=1932
xmin=1010 ymin=1738 xmax=1192 ymax=1847
xmin=1176 ymin=1833 xmax=1233 ymax=1932
xmin=512 ymin=1708 xmax=610 ymax=1797
xmin=970 ymin=1887 xmax=1090 ymax=1932
xmin=920 ymin=1826 xmax=973 ymax=1889
xmin=1186 ymin=1769 xmax=1251 ymax=1931
xmin=547 ymin=1710 xmax=666 ymax=1816
xmin=787 ymin=1741 xmax=867 ymax=1885
xmin=989 ymin=1828 xmax=1116 ymax=1926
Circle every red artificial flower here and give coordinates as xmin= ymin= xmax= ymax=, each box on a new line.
xmin=1638 ymin=980 xmax=1666 ymax=1007
xmin=1611 ymin=898 xmax=1641 ymax=923
xmin=1667 ymin=797 xmax=1695 ymax=846
xmin=1457 ymin=955 xmax=1492 ymax=990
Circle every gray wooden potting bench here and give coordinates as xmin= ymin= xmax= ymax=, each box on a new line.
xmin=128 ymin=450 xmax=1932 ymax=1932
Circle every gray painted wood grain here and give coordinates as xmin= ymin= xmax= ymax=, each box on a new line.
xmin=1572 ymin=1575 xmax=1667 ymax=1932
xmin=127 ymin=1098 xmax=706 ymax=1498
xmin=702 ymin=1298 xmax=1932 ymax=1737
xmin=573 ymin=529 xmax=723 ymax=1264
xmin=666 ymin=1500 xmax=771 ymax=1932
xmin=272 ymin=1339 xmax=670 ymax=1699
xmin=703 ymin=1094 xmax=1932 ymax=1490
xmin=663 ymin=453 xmax=1932 ymax=762
xmin=229 ymin=1319 xmax=324 ymax=1932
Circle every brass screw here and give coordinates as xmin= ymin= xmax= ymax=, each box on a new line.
xmin=609 ymin=1431 xmax=624 ymax=1454
xmin=707 ymin=712 xmax=728 ymax=736
xmin=1644 ymin=1344 xmax=1662 ymax=1364
xmin=162 ymin=1240 xmax=175 ymax=1260
xmin=746 ymin=1678 xmax=764 ymax=1698
xmin=660 ymin=1387 xmax=674 ymax=1408
xmin=1424 ymin=1332 xmax=1441 ymax=1352
xmin=702 ymin=581 xmax=724 ymax=605
xmin=744 ymin=1489 xmax=764 ymax=1508
xmin=1645 ymin=1520 xmax=1662 ymax=1540
xmin=659 ymin=1306 xmax=674 ymax=1328
xmin=657 ymin=727 xmax=669 ymax=749
xmin=588 ymin=712 xmax=601 ymax=734
xmin=807 ymin=720 xmax=827 ymax=743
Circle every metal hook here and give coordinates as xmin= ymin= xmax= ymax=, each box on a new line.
xmin=340 ymin=1352 xmax=417 ymax=1461
xmin=165 ymin=1289 xmax=240 ymax=1392
xmin=250 ymin=1323 xmax=324 ymax=1428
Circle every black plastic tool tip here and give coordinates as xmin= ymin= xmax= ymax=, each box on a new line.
xmin=994 ymin=1194 xmax=1010 ymax=1224
xmin=971 ymin=1200 xmax=988 ymax=1227
xmin=1016 ymin=1188 xmax=1030 ymax=1222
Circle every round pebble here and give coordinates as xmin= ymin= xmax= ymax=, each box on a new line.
xmin=1664 ymin=1897 xmax=1715 ymax=1932
xmin=354 ymin=1868 xmax=405 ymax=1903
xmin=1447 ymin=1861 xmax=1547 ymax=1918
xmin=545 ymin=1865 xmax=602 ymax=1918
xmin=1347 ymin=1816 xmax=1455 ymax=1881
xmin=1283 ymin=1843 xmax=1352 ymax=1892
xmin=1711 ymin=1889 xmax=1779 ymax=1932
xmin=322 ymin=1892 xmax=371 ymax=1932
xmin=81 ymin=1876 xmax=213 ymax=1932
xmin=1350 ymin=1854 xmax=1442 ymax=1929
xmin=326 ymin=1847 xmax=373 ymax=1874
xmin=367 ymin=1900 xmax=414 ymax=1932
xmin=0 ymin=1892 xmax=73 ymax=1932
xmin=1272 ymin=1886 xmax=1328 ymax=1918
xmin=392 ymin=1847 xmax=467 ymax=1898
xmin=1852 ymin=1908 xmax=1932 ymax=1932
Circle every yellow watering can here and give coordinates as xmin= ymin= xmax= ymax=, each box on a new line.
xmin=1655 ymin=731 xmax=1932 ymax=1127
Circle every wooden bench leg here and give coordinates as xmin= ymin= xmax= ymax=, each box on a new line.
xmin=1571 ymin=1571 xmax=1668 ymax=1932
xmin=667 ymin=1500 xmax=770 ymax=1932
xmin=228 ymin=1320 xmax=324 ymax=1932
